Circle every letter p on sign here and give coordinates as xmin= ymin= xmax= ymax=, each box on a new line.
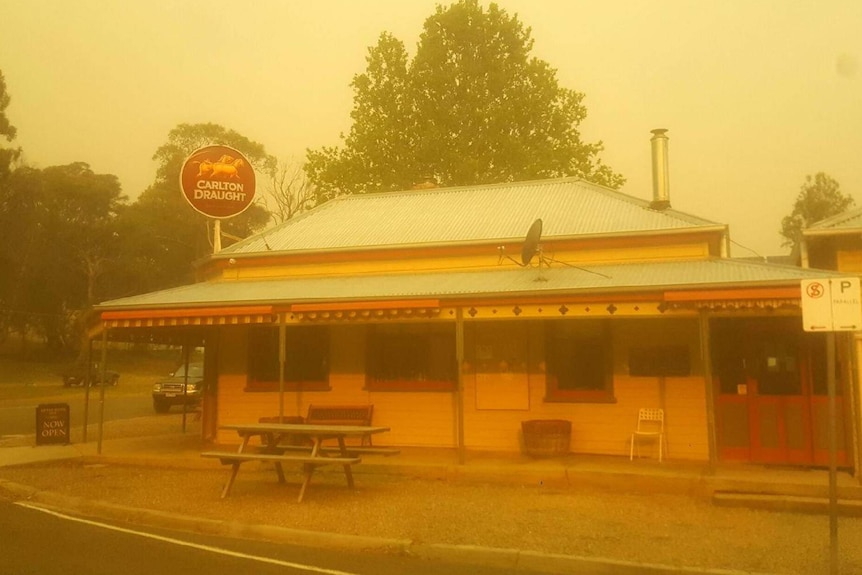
xmin=802 ymin=277 xmax=862 ymax=332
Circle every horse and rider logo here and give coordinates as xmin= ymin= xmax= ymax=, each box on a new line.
xmin=194 ymin=154 xmax=247 ymax=180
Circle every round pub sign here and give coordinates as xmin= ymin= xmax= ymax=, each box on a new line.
xmin=179 ymin=145 xmax=256 ymax=219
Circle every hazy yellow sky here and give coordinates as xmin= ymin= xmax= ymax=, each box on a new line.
xmin=1 ymin=0 xmax=859 ymax=256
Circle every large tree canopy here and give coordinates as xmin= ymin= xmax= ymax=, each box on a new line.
xmin=780 ymin=172 xmax=855 ymax=252
xmin=0 ymin=163 xmax=124 ymax=351
xmin=306 ymin=0 xmax=623 ymax=201
xmin=0 ymin=75 xmax=279 ymax=353
xmin=118 ymin=123 xmax=275 ymax=293
xmin=0 ymin=69 xmax=21 ymax=181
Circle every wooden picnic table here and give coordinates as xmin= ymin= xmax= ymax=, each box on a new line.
xmin=201 ymin=422 xmax=391 ymax=503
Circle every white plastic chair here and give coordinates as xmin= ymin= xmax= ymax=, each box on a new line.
xmin=629 ymin=408 xmax=665 ymax=462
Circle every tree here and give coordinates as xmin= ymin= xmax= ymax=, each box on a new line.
xmin=780 ymin=173 xmax=855 ymax=251
xmin=306 ymin=0 xmax=623 ymax=201
xmin=0 ymin=163 xmax=125 ymax=353
xmin=117 ymin=123 xmax=275 ymax=293
xmin=0 ymin=166 xmax=41 ymax=344
xmin=0 ymin=70 xmax=20 ymax=180
xmin=266 ymin=158 xmax=318 ymax=224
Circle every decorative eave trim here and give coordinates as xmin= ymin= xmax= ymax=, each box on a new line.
xmin=101 ymin=306 xmax=277 ymax=328
xmin=663 ymin=286 xmax=799 ymax=302
xmin=667 ymin=298 xmax=799 ymax=311
xmin=288 ymin=299 xmax=441 ymax=322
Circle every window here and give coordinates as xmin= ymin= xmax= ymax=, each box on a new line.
xmin=246 ymin=326 xmax=330 ymax=392
xmin=545 ymin=320 xmax=613 ymax=402
xmin=629 ymin=345 xmax=691 ymax=377
xmin=366 ymin=323 xmax=456 ymax=391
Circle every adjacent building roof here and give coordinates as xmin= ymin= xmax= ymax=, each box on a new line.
xmin=98 ymin=258 xmax=838 ymax=311
xmin=221 ymin=177 xmax=724 ymax=256
xmin=804 ymin=207 xmax=862 ymax=235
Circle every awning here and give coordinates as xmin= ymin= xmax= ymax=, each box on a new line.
xmin=101 ymin=305 xmax=276 ymax=329
xmin=663 ymin=286 xmax=800 ymax=310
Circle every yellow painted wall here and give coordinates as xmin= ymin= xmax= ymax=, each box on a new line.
xmin=836 ymin=250 xmax=862 ymax=274
xmin=460 ymin=319 xmax=709 ymax=460
xmin=215 ymin=324 xmax=454 ymax=447
xmin=214 ymin=318 xmax=710 ymax=460
xmin=218 ymin=241 xmax=711 ymax=281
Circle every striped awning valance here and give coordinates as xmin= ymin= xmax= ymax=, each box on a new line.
xmin=100 ymin=306 xmax=277 ymax=329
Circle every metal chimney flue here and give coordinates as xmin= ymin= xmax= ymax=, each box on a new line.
xmin=650 ymin=128 xmax=670 ymax=210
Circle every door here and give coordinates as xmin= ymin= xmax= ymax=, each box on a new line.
xmin=746 ymin=332 xmax=812 ymax=464
xmin=712 ymin=318 xmax=847 ymax=466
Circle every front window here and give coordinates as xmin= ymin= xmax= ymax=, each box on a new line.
xmin=629 ymin=345 xmax=691 ymax=377
xmin=545 ymin=320 xmax=613 ymax=402
xmin=246 ymin=326 xmax=330 ymax=391
xmin=366 ymin=323 xmax=456 ymax=391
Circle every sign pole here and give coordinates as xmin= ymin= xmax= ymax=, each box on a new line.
xmin=279 ymin=322 xmax=285 ymax=422
xmin=801 ymin=277 xmax=862 ymax=575
xmin=97 ymin=328 xmax=108 ymax=455
xmin=83 ymin=337 xmax=92 ymax=443
xmin=827 ymin=331 xmax=839 ymax=575
xmin=213 ymin=219 xmax=222 ymax=254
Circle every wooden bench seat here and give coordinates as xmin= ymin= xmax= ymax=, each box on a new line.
xmin=306 ymin=404 xmax=374 ymax=425
xmin=275 ymin=444 xmax=401 ymax=457
xmin=201 ymin=450 xmax=362 ymax=502
xmin=201 ymin=451 xmax=361 ymax=466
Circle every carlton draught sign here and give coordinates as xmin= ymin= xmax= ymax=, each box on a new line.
xmin=179 ymin=145 xmax=256 ymax=219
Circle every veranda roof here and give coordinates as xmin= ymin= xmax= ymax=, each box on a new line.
xmin=98 ymin=257 xmax=838 ymax=312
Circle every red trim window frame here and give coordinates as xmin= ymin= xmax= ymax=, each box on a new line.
xmin=246 ymin=325 xmax=331 ymax=392
xmin=365 ymin=323 xmax=457 ymax=392
xmin=544 ymin=319 xmax=615 ymax=403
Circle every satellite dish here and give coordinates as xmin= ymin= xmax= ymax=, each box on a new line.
xmin=521 ymin=219 xmax=543 ymax=266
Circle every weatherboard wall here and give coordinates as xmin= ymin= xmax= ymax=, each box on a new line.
xmin=210 ymin=238 xmax=713 ymax=282
xmin=212 ymin=320 xmax=709 ymax=460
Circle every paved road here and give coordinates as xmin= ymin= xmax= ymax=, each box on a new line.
xmin=0 ymin=499 xmax=520 ymax=575
xmin=0 ymin=394 xmax=157 ymax=437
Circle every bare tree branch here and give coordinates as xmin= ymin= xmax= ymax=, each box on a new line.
xmin=265 ymin=157 xmax=318 ymax=224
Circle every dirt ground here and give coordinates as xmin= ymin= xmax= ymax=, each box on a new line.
xmin=2 ymin=415 xmax=862 ymax=575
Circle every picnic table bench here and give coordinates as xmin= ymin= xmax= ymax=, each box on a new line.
xmin=202 ymin=422 xmax=391 ymax=503
xmin=275 ymin=444 xmax=400 ymax=457
xmin=259 ymin=405 xmax=399 ymax=456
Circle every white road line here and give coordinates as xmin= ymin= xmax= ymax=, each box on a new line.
xmin=15 ymin=502 xmax=360 ymax=575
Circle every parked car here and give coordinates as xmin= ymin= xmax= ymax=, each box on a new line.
xmin=62 ymin=363 xmax=119 ymax=387
xmin=152 ymin=362 xmax=204 ymax=413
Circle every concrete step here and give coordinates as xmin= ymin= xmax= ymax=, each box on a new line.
xmin=713 ymin=491 xmax=862 ymax=516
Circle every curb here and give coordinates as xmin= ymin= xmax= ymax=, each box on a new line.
xmin=713 ymin=491 xmax=862 ymax=516
xmin=0 ymin=478 xmax=776 ymax=575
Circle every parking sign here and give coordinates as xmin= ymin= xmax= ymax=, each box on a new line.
xmin=801 ymin=278 xmax=862 ymax=332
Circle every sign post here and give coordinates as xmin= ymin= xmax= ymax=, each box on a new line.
xmin=801 ymin=277 xmax=862 ymax=575
xmin=179 ymin=145 xmax=257 ymax=254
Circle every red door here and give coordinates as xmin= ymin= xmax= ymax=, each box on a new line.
xmin=713 ymin=318 xmax=848 ymax=466
xmin=745 ymin=332 xmax=813 ymax=464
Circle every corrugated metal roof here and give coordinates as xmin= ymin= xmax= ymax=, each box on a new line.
xmin=805 ymin=207 xmax=862 ymax=233
xmin=224 ymin=177 xmax=722 ymax=255
xmin=98 ymin=258 xmax=838 ymax=311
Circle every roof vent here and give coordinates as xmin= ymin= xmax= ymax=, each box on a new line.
xmin=411 ymin=176 xmax=437 ymax=190
xmin=650 ymin=129 xmax=670 ymax=210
